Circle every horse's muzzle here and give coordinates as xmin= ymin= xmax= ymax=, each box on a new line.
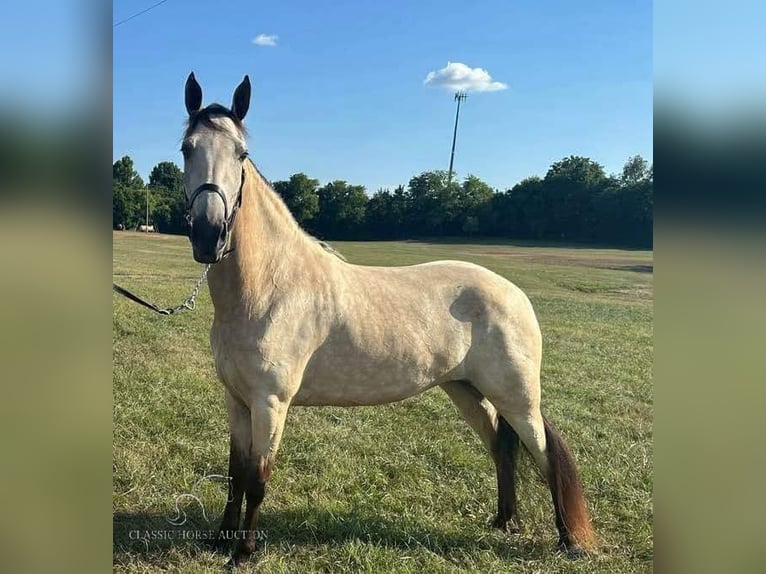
xmin=189 ymin=217 xmax=227 ymax=263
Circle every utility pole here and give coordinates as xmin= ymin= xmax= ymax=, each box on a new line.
xmin=145 ymin=187 xmax=149 ymax=230
xmin=447 ymin=91 xmax=468 ymax=186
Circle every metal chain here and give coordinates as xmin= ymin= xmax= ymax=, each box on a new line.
xmin=113 ymin=263 xmax=212 ymax=316
xmin=176 ymin=264 xmax=212 ymax=312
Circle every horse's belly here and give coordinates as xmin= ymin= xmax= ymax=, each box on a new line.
xmin=292 ymin=374 xmax=443 ymax=406
xmin=292 ymin=372 xmax=436 ymax=406
xmin=293 ymin=336 xmax=469 ymax=407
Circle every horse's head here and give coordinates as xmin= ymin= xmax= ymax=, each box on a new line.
xmin=181 ymin=72 xmax=251 ymax=263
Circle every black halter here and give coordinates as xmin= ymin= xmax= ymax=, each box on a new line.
xmin=185 ymin=166 xmax=245 ymax=234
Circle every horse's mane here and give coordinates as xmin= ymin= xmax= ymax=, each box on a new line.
xmin=314 ymin=239 xmax=347 ymax=261
xmin=184 ymin=104 xmax=247 ymax=139
xmin=185 ymin=108 xmax=347 ymax=264
xmin=247 ymin=160 xmax=346 ymax=262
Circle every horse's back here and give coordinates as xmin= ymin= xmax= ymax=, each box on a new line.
xmin=294 ymin=259 xmax=541 ymax=406
xmin=345 ymin=259 xmax=537 ymax=333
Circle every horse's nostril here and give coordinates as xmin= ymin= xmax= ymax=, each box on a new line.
xmin=189 ymin=218 xmax=225 ymax=255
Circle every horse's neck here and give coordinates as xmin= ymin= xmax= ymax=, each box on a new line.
xmin=207 ymin=162 xmax=324 ymax=319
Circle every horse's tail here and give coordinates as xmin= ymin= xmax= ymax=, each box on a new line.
xmin=542 ymin=414 xmax=597 ymax=550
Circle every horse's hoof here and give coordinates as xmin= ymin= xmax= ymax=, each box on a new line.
xmin=491 ymin=516 xmax=521 ymax=534
xmin=229 ymin=552 xmax=249 ymax=568
xmin=229 ymin=540 xmax=260 ymax=569
xmin=227 ymin=550 xmax=252 ymax=569
xmin=557 ymin=539 xmax=586 ymax=559
xmin=206 ymin=536 xmax=229 ymax=555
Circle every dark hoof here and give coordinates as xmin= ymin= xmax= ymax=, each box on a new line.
xmin=567 ymin=545 xmax=586 ymax=559
xmin=231 ymin=552 xmax=251 ymax=568
xmin=230 ymin=539 xmax=260 ymax=568
xmin=491 ymin=516 xmax=521 ymax=534
xmin=557 ymin=539 xmax=586 ymax=559
xmin=227 ymin=552 xmax=250 ymax=570
xmin=228 ymin=548 xmax=264 ymax=570
xmin=206 ymin=535 xmax=230 ymax=555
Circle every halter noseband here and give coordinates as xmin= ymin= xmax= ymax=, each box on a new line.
xmin=185 ymin=166 xmax=245 ymax=235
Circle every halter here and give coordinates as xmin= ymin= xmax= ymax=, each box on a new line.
xmin=185 ymin=166 xmax=245 ymax=237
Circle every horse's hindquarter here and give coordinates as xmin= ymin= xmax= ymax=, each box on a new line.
xmin=294 ymin=260 xmax=536 ymax=407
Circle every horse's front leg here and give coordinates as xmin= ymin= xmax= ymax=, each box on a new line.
xmin=212 ymin=390 xmax=251 ymax=553
xmin=230 ymin=392 xmax=292 ymax=567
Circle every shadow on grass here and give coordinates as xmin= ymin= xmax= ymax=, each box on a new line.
xmin=392 ymin=237 xmax=651 ymax=252
xmin=603 ymin=264 xmax=653 ymax=273
xmin=113 ymin=505 xmax=549 ymax=567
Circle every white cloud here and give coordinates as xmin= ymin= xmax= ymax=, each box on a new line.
xmin=252 ymin=34 xmax=278 ymax=47
xmin=423 ymin=61 xmax=507 ymax=93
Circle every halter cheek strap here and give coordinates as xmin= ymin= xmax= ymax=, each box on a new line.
xmin=185 ymin=167 xmax=245 ymax=231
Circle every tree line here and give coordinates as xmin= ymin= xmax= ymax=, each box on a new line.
xmin=113 ymin=154 xmax=652 ymax=247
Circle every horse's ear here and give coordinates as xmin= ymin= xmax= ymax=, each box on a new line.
xmin=185 ymin=72 xmax=203 ymax=116
xmin=231 ymin=75 xmax=251 ymax=121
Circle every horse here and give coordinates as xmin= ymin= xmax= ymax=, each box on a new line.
xmin=180 ymin=72 xmax=596 ymax=567
xmin=138 ymin=224 xmax=155 ymax=233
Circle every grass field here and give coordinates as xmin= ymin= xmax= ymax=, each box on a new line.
xmin=113 ymin=232 xmax=653 ymax=573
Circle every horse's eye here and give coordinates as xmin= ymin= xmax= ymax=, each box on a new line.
xmin=239 ymin=151 xmax=249 ymax=161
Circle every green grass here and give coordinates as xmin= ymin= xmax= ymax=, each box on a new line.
xmin=113 ymin=232 xmax=653 ymax=573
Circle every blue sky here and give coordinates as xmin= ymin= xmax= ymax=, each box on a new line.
xmin=114 ymin=0 xmax=652 ymax=192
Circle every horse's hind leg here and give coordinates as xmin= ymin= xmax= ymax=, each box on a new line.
xmin=484 ymin=390 xmax=597 ymax=554
xmin=494 ymin=415 xmax=521 ymax=531
xmin=441 ymin=381 xmax=521 ymax=532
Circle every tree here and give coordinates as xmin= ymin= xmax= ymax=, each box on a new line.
xmin=111 ymin=153 xmax=652 ymax=245
xmin=591 ymin=155 xmax=653 ymax=246
xmin=149 ymin=161 xmax=184 ymax=193
xmin=458 ymin=175 xmax=494 ymax=211
xmin=113 ymin=155 xmax=144 ymax=189
xmin=314 ymin=180 xmax=368 ymax=238
xmin=113 ymin=155 xmax=146 ymax=229
xmin=542 ymin=156 xmax=609 ymax=242
xmin=365 ymin=185 xmax=408 ymax=238
xmin=503 ymin=176 xmax=546 ymax=238
xmin=365 ymin=189 xmax=392 ymax=238
xmin=456 ymin=175 xmax=494 ymax=235
xmin=620 ymin=155 xmax=652 ymax=185
xmin=273 ymin=173 xmax=320 ymax=226
xmin=406 ymin=170 xmax=459 ymax=235
xmin=112 ymin=184 xmax=147 ymax=229
xmin=462 ymin=215 xmax=480 ymax=235
xmin=147 ymin=161 xmax=186 ymax=234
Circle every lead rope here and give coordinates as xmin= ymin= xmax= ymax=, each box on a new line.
xmin=115 ymin=164 xmax=245 ymax=316
xmin=113 ymin=264 xmax=211 ymax=315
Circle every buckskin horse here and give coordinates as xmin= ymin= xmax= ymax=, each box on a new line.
xmin=180 ymin=72 xmax=595 ymax=566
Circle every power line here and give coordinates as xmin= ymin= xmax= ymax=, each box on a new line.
xmin=114 ymin=0 xmax=171 ymax=28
